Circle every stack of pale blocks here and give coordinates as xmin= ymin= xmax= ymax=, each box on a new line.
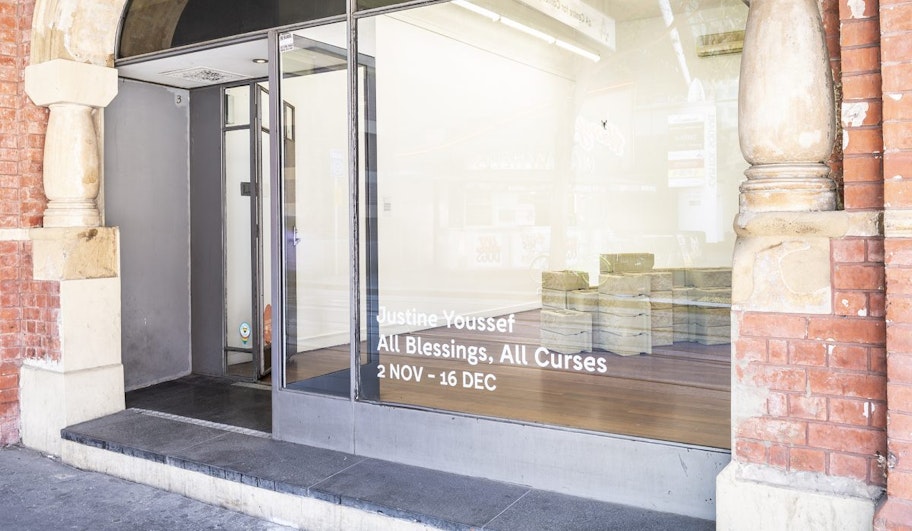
xmin=538 ymin=258 xmax=732 ymax=356
xmin=598 ymin=253 xmax=674 ymax=356
xmin=540 ymin=270 xmax=593 ymax=354
xmin=674 ymin=268 xmax=732 ymax=345
xmin=596 ymin=272 xmax=651 ymax=356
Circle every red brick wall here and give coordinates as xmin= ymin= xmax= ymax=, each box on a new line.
xmin=734 ymin=305 xmax=887 ymax=485
xmin=0 ymin=0 xmax=51 ymax=446
xmin=879 ymin=0 xmax=912 ymax=526
xmin=840 ymin=0 xmax=884 ymax=211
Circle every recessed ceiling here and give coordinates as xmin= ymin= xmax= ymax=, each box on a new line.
xmin=115 ymin=0 xmax=745 ymax=89
xmin=117 ymin=39 xmax=269 ymax=89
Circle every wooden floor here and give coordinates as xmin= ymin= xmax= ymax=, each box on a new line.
xmin=281 ymin=310 xmax=731 ymax=449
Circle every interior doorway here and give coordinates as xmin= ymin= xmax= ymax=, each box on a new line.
xmin=107 ymin=36 xmax=278 ymax=398
xmin=224 ymin=81 xmax=275 ymax=382
xmin=108 ymin=23 xmax=363 ymax=398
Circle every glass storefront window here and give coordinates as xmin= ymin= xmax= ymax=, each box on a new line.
xmin=352 ymin=0 xmax=747 ymax=448
xmin=278 ymin=23 xmax=355 ymax=396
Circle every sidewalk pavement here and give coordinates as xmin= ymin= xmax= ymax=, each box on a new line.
xmin=0 ymin=445 xmax=294 ymax=531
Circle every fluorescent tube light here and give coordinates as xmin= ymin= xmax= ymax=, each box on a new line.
xmin=452 ymin=0 xmax=499 ymax=21
xmin=452 ymin=0 xmax=600 ymax=62
xmin=500 ymin=16 xmax=556 ymax=44
xmin=555 ymin=39 xmax=600 ymax=62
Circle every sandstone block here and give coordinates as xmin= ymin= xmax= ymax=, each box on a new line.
xmin=652 ymin=327 xmax=674 ymax=347
xmin=598 ymin=274 xmax=650 ymax=296
xmin=631 ymin=271 xmax=673 ymax=292
xmin=692 ymin=323 xmax=731 ymax=345
xmin=691 ymin=307 xmax=730 ymax=328
xmin=674 ymin=321 xmax=692 ymax=342
xmin=567 ymin=289 xmax=599 ymax=313
xmin=541 ymin=308 xmax=592 ymax=331
xmin=652 ymin=309 xmax=673 ymax=329
xmin=599 ymin=294 xmax=651 ymax=315
xmin=649 ymin=290 xmax=674 ymax=310
xmin=595 ymin=329 xmax=651 ymax=356
xmin=656 ymin=268 xmax=688 ymax=287
xmin=542 ymin=289 xmax=568 ymax=309
xmin=541 ymin=329 xmax=592 ymax=354
xmin=690 ymin=289 xmax=732 ymax=312
xmin=542 ymin=270 xmax=590 ymax=291
xmin=686 ymin=268 xmax=732 ymax=288
xmin=600 ymin=253 xmax=655 ymax=273
xmin=596 ymin=312 xmax=651 ymax=334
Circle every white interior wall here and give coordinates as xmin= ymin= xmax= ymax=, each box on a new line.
xmin=223 ymin=86 xmax=274 ymax=359
xmin=368 ymin=3 xmax=746 ymax=333
xmin=282 ymin=70 xmax=351 ymax=350
xmin=280 ymin=1 xmax=747 ymax=344
xmin=372 ymin=14 xmax=576 ymax=331
xmin=225 ymin=129 xmax=254 ymax=355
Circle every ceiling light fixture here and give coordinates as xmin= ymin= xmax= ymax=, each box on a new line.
xmin=452 ymin=0 xmax=498 ymax=21
xmin=452 ymin=0 xmax=599 ymax=62
xmin=252 ymin=58 xmax=268 ymax=64
xmin=500 ymin=16 xmax=557 ymax=44
xmin=555 ymin=39 xmax=600 ymax=63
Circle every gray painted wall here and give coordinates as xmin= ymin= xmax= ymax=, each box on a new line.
xmin=105 ymin=79 xmax=192 ymax=390
xmin=189 ymin=85 xmax=226 ymax=377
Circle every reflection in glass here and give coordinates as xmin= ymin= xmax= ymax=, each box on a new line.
xmin=355 ymin=0 xmax=747 ymax=448
xmin=279 ymin=23 xmax=355 ymax=396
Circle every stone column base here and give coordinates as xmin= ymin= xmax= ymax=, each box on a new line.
xmin=716 ymin=463 xmax=879 ymax=530
xmin=20 ymin=362 xmax=125 ymax=456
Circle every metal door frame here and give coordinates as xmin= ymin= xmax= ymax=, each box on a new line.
xmin=222 ymin=79 xmax=270 ymax=381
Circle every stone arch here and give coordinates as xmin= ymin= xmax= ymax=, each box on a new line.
xmin=31 ymin=0 xmax=126 ymax=66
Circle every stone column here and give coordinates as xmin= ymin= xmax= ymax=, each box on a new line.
xmin=738 ymin=0 xmax=836 ymax=213
xmin=717 ymin=0 xmax=883 ymax=528
xmin=24 ymin=59 xmax=118 ymax=228
xmin=19 ymin=59 xmax=123 ymax=456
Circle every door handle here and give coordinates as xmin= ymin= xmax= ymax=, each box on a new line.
xmin=293 ymin=225 xmax=301 ymax=246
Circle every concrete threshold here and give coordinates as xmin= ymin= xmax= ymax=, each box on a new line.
xmin=61 ymin=409 xmax=714 ymax=530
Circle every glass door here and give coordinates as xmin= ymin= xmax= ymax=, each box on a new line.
xmin=224 ymin=82 xmax=271 ymax=381
xmin=278 ymin=23 xmax=354 ymax=396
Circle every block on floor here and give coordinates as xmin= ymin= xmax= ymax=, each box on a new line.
xmin=595 ymin=312 xmax=651 ymax=334
xmin=686 ymin=268 xmax=732 ymax=288
xmin=541 ymin=308 xmax=593 ymax=331
xmin=598 ymin=274 xmax=651 ymax=296
xmin=649 ymin=290 xmax=674 ymax=310
xmin=599 ymin=294 xmax=651 ymax=316
xmin=542 ymin=289 xmax=568 ymax=309
xmin=595 ymin=329 xmax=651 ymax=356
xmin=567 ymin=289 xmax=599 ymax=313
xmin=599 ymin=253 xmax=655 ymax=273
xmin=541 ymin=329 xmax=592 ymax=355
xmin=652 ymin=327 xmax=674 ymax=347
xmin=692 ymin=323 xmax=731 ymax=345
xmin=542 ymin=270 xmax=590 ymax=291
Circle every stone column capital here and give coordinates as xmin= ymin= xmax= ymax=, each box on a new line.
xmin=25 ymin=59 xmax=118 ymax=109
